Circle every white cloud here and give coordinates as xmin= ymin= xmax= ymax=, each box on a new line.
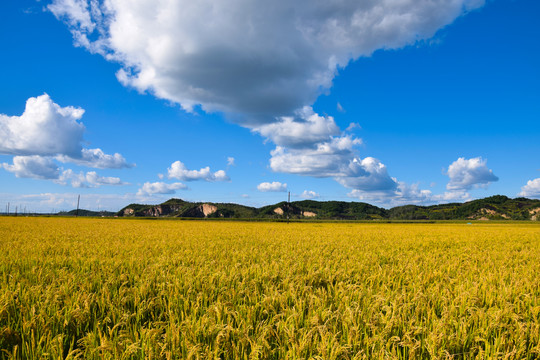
xmin=269 ymin=136 xmax=362 ymax=177
xmin=346 ymin=123 xmax=361 ymax=132
xmin=337 ymin=157 xmax=398 ymax=192
xmin=49 ymin=0 xmax=484 ymax=124
xmin=57 ymin=148 xmax=133 ymax=169
xmin=518 ymin=178 xmax=540 ymax=198
xmin=0 ymin=94 xmax=132 ymax=175
xmin=348 ymin=181 xmax=433 ymax=207
xmin=253 ymin=107 xmax=340 ymax=148
xmin=227 ymin=157 xmax=235 ymax=166
xmin=257 ymin=182 xmax=287 ymax=192
xmin=137 ymin=181 xmax=187 ymax=196
xmin=1 ymin=155 xmax=127 ymax=189
xmin=0 ymin=93 xmax=85 ymax=157
xmin=48 ymin=0 xmax=96 ymax=34
xmin=2 ymin=156 xmax=60 ymax=179
xmin=337 ymin=103 xmax=345 ymax=113
xmin=432 ymin=190 xmax=471 ymax=202
xmin=57 ymin=169 xmax=126 ymax=188
xmin=446 ymin=157 xmax=498 ymax=191
xmin=167 ymin=161 xmax=229 ymax=182
xmin=301 ymin=190 xmax=320 ymax=199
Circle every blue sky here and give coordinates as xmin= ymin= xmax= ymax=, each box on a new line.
xmin=0 ymin=0 xmax=539 ymax=212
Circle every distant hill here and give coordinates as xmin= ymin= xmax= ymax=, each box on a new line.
xmin=388 ymin=195 xmax=540 ymax=220
xmin=57 ymin=209 xmax=116 ymax=217
xmin=116 ymin=195 xmax=540 ymax=221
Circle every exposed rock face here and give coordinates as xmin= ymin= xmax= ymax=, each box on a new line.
xmin=530 ymin=207 xmax=540 ymax=221
xmin=302 ymin=211 xmax=316 ymax=217
xmin=274 ymin=207 xmax=284 ymax=215
xmin=123 ymin=204 xmax=184 ymax=217
xmin=199 ymin=204 xmax=217 ymax=217
xmin=468 ymin=208 xmax=510 ymax=220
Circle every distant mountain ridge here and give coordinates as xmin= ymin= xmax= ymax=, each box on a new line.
xmin=115 ymin=195 xmax=540 ymax=221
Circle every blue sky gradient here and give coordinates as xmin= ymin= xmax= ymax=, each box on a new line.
xmin=0 ymin=0 xmax=538 ymax=212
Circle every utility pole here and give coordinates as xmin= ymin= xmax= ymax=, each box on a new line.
xmin=7 ymin=202 xmax=9 ymax=215
xmin=287 ymin=191 xmax=290 ymax=224
xmin=76 ymin=195 xmax=80 ymax=217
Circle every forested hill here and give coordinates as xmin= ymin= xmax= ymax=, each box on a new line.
xmin=115 ymin=195 xmax=540 ymax=220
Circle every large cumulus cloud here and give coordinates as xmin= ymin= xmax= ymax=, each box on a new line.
xmin=49 ymin=0 xmax=484 ymax=124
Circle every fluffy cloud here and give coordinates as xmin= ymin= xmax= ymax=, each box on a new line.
xmin=168 ymin=161 xmax=229 ymax=182
xmin=2 ymin=156 xmax=60 ymax=179
xmin=269 ymin=136 xmax=362 ymax=177
xmin=253 ymin=107 xmax=340 ymax=148
xmin=57 ymin=169 xmax=126 ymax=188
xmin=0 ymin=94 xmax=132 ymax=172
xmin=446 ymin=157 xmax=498 ymax=190
xmin=257 ymin=182 xmax=287 ymax=192
xmin=137 ymin=181 xmax=187 ymax=196
xmin=337 ymin=157 xmax=398 ymax=191
xmin=518 ymin=178 xmax=540 ymax=198
xmin=1 ymin=155 xmax=127 ymax=188
xmin=348 ymin=181 xmax=432 ymax=207
xmin=57 ymin=148 xmax=133 ymax=169
xmin=49 ymin=0 xmax=484 ymax=124
xmin=0 ymin=93 xmax=85 ymax=157
xmin=301 ymin=190 xmax=320 ymax=199
xmin=432 ymin=190 xmax=471 ymax=202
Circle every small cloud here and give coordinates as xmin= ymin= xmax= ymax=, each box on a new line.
xmin=2 ymin=156 xmax=59 ymax=179
xmin=432 ymin=190 xmax=470 ymax=203
xmin=227 ymin=157 xmax=235 ymax=166
xmin=57 ymin=148 xmax=134 ymax=169
xmin=252 ymin=107 xmax=341 ymax=148
xmin=337 ymin=102 xmax=345 ymax=113
xmin=269 ymin=136 xmax=362 ymax=177
xmin=301 ymin=190 xmax=320 ymax=199
xmin=56 ymin=169 xmax=127 ymax=188
xmin=257 ymin=181 xmax=287 ymax=192
xmin=346 ymin=123 xmax=361 ymax=132
xmin=241 ymin=194 xmax=250 ymax=198
xmin=137 ymin=181 xmax=187 ymax=196
xmin=167 ymin=161 xmax=230 ymax=182
xmin=446 ymin=157 xmax=498 ymax=191
xmin=337 ymin=157 xmax=398 ymax=192
xmin=518 ymin=178 xmax=540 ymax=198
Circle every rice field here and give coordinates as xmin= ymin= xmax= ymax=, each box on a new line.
xmin=0 ymin=217 xmax=539 ymax=359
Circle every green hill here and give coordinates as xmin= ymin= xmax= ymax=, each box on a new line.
xmin=57 ymin=209 xmax=116 ymax=217
xmin=116 ymin=195 xmax=540 ymax=220
xmin=388 ymin=195 xmax=540 ymax=220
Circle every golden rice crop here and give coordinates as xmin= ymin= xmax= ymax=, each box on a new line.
xmin=0 ymin=217 xmax=539 ymax=359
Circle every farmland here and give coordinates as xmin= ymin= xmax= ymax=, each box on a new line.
xmin=0 ymin=218 xmax=539 ymax=359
